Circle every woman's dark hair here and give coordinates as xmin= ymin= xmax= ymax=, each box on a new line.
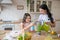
xmin=39 ymin=4 xmax=54 ymax=23
xmin=22 ymin=13 xmax=31 ymax=23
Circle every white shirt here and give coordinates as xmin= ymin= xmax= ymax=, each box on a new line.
xmin=38 ymin=14 xmax=50 ymax=25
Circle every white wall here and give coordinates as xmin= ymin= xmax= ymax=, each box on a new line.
xmin=51 ymin=1 xmax=60 ymax=20
xmin=0 ymin=0 xmax=27 ymax=21
xmin=55 ymin=21 xmax=60 ymax=32
xmin=51 ymin=1 xmax=60 ymax=31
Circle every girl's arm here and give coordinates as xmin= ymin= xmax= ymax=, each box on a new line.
xmin=20 ymin=22 xmax=35 ymax=33
xmin=20 ymin=23 xmax=24 ymax=31
xmin=23 ymin=22 xmax=35 ymax=30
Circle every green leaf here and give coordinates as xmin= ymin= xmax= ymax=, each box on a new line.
xmin=18 ymin=35 xmax=23 ymax=40
xmin=37 ymin=24 xmax=42 ymax=32
xmin=42 ymin=23 xmax=50 ymax=32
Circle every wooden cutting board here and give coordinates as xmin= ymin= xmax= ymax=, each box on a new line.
xmin=31 ymin=34 xmax=45 ymax=40
xmin=31 ymin=33 xmax=60 ymax=40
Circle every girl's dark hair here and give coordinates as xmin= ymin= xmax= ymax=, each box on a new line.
xmin=39 ymin=4 xmax=54 ymax=23
xmin=22 ymin=13 xmax=31 ymax=23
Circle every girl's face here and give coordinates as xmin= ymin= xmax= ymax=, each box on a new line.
xmin=39 ymin=8 xmax=47 ymax=14
xmin=26 ymin=16 xmax=31 ymax=23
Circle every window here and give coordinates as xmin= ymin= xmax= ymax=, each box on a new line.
xmin=48 ymin=1 xmax=52 ymax=11
xmin=36 ymin=0 xmax=41 ymax=12
xmin=30 ymin=0 xmax=34 ymax=12
xmin=28 ymin=0 xmax=52 ymax=13
xmin=42 ymin=1 xmax=46 ymax=4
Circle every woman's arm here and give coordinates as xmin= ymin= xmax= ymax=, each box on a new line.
xmin=50 ymin=22 xmax=55 ymax=27
xmin=46 ymin=21 xmax=55 ymax=27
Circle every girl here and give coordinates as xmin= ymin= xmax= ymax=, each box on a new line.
xmin=20 ymin=13 xmax=35 ymax=32
xmin=38 ymin=4 xmax=55 ymax=27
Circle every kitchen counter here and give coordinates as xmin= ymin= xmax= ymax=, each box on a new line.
xmin=31 ymin=33 xmax=60 ymax=40
xmin=0 ymin=21 xmax=21 ymax=24
xmin=0 ymin=31 xmax=60 ymax=40
xmin=0 ymin=30 xmax=11 ymax=40
xmin=0 ymin=19 xmax=22 ymax=24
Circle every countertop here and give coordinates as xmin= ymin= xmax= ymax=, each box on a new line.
xmin=0 ymin=30 xmax=11 ymax=40
xmin=0 ymin=31 xmax=60 ymax=40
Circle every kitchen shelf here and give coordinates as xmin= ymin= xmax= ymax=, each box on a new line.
xmin=0 ymin=21 xmax=21 ymax=24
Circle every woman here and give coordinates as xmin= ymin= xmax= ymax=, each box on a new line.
xmin=38 ymin=4 xmax=55 ymax=27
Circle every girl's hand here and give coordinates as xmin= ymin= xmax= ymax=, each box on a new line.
xmin=21 ymin=29 xmax=25 ymax=34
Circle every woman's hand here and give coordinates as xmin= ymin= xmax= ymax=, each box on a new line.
xmin=45 ymin=22 xmax=55 ymax=27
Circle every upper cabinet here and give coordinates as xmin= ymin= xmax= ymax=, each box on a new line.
xmin=1 ymin=0 xmax=13 ymax=5
xmin=0 ymin=0 xmax=13 ymax=12
xmin=27 ymin=0 xmax=52 ymax=13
